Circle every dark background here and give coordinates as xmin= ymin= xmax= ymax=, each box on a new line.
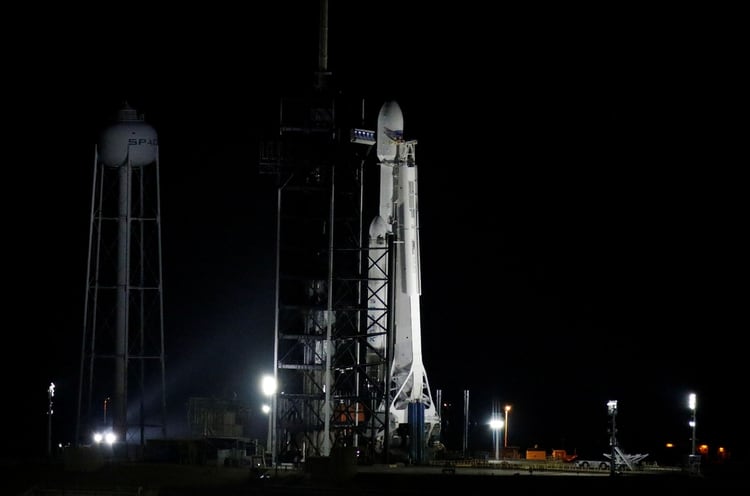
xmin=5 ymin=2 xmax=744 ymax=463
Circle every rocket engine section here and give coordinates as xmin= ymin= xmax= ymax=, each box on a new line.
xmin=367 ymin=101 xmax=440 ymax=462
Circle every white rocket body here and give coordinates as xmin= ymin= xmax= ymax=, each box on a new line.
xmin=368 ymin=101 xmax=439 ymax=447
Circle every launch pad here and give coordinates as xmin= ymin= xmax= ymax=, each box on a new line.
xmin=257 ymin=2 xmax=441 ymax=465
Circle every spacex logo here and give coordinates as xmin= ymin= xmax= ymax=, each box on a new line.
xmin=128 ymin=138 xmax=158 ymax=146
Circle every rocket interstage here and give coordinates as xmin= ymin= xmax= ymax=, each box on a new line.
xmin=367 ymin=101 xmax=439 ymax=456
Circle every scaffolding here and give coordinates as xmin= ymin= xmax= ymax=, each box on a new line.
xmin=259 ymin=90 xmax=389 ymax=464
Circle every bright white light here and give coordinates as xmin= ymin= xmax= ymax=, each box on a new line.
xmin=261 ymin=375 xmax=277 ymax=397
xmin=262 ymin=404 xmax=271 ymax=414
xmin=689 ymin=420 xmax=695 ymax=428
xmin=93 ymin=431 xmax=117 ymax=445
xmin=689 ymin=393 xmax=696 ymax=411
xmin=489 ymin=418 xmax=504 ymax=430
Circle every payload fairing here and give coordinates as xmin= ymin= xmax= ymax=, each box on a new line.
xmin=367 ymin=101 xmax=440 ymax=457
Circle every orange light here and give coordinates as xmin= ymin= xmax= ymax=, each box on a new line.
xmin=334 ymin=402 xmax=366 ymax=423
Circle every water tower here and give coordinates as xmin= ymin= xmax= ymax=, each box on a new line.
xmin=75 ymin=104 xmax=167 ymax=449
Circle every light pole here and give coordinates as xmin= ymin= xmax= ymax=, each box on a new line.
xmin=607 ymin=400 xmax=618 ymax=477
xmin=504 ymin=405 xmax=511 ymax=449
xmin=261 ymin=375 xmax=277 ymax=466
xmin=489 ymin=417 xmax=504 ymax=460
xmin=688 ymin=393 xmax=697 ymax=455
xmin=489 ymin=400 xmax=504 ymax=462
xmin=688 ymin=392 xmax=700 ymax=474
xmin=462 ymin=390 xmax=469 ymax=458
xmin=261 ymin=403 xmax=271 ymax=461
xmin=47 ymin=382 xmax=55 ymax=457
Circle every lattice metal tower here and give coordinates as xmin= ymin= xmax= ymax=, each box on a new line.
xmin=257 ymin=0 xmax=389 ymax=465
xmin=259 ymin=91 xmax=391 ymax=464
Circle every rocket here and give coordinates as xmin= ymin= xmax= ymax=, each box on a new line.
xmin=365 ymin=101 xmax=403 ymax=354
xmin=367 ymin=101 xmax=439 ymax=452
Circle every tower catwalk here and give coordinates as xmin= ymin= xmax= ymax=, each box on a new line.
xmin=75 ymin=104 xmax=167 ymax=450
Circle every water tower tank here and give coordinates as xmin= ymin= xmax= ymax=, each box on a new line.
xmin=99 ymin=104 xmax=158 ymax=167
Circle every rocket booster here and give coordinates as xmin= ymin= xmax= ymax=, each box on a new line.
xmin=368 ymin=101 xmax=437 ymax=433
xmin=375 ymin=100 xmax=421 ymax=301
xmin=366 ymin=101 xmax=405 ymax=354
xmin=396 ymin=163 xmax=421 ymax=297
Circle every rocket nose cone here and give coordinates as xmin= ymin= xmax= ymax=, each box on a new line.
xmin=378 ymin=100 xmax=403 ymax=122
xmin=377 ymin=101 xmax=404 ymax=161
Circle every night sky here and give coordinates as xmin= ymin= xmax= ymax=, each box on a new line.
xmin=6 ymin=2 xmax=745 ymax=463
